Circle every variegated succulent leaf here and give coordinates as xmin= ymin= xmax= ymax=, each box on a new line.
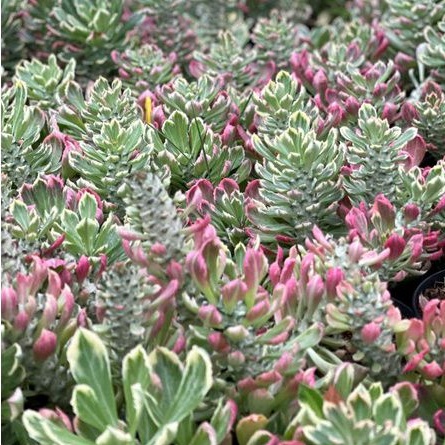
xmin=23 ymin=330 xmax=227 ymax=445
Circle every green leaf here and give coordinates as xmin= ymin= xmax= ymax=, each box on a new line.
xmin=23 ymin=411 xmax=95 ymax=445
xmin=189 ymin=422 xmax=217 ymax=445
xmin=122 ymin=346 xmax=151 ymax=436
xmin=95 ymin=427 xmax=135 ymax=445
xmin=297 ymin=385 xmax=324 ymax=419
xmin=67 ymin=329 xmax=118 ymax=430
xmin=78 ymin=193 xmax=98 ymax=220
xmin=164 ymin=346 xmax=213 ymax=424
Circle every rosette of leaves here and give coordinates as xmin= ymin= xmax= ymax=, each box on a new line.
xmin=48 ymin=0 xmax=142 ymax=78
xmin=411 ymin=84 xmax=445 ymax=155
xmin=333 ymin=60 xmax=405 ymax=118
xmin=1 ymin=0 xmax=25 ymax=78
xmin=112 ymin=44 xmax=177 ymax=95
xmin=57 ymin=77 xmax=142 ymax=141
xmin=9 ymin=176 xmax=125 ymax=263
xmin=251 ymin=10 xmax=300 ymax=69
xmin=186 ymin=179 xmax=254 ymax=247
xmin=340 ymin=104 xmax=417 ymax=205
xmin=158 ymin=75 xmax=232 ymax=133
xmin=419 ymin=20 xmax=445 ymax=84
xmin=13 ymin=55 xmax=76 ymax=111
xmin=137 ymin=0 xmax=197 ymax=64
xmin=285 ymin=364 xmax=436 ymax=444
xmin=194 ymin=31 xmax=258 ymax=90
xmin=69 ymin=119 xmax=151 ymax=200
xmin=248 ymin=110 xmax=344 ymax=245
xmin=118 ymin=171 xmax=185 ymax=263
xmin=1 ymin=82 xmax=48 ymax=193
xmin=254 ymin=71 xmax=317 ymax=141
xmin=382 ymin=0 xmax=445 ymax=56
xmin=149 ymin=110 xmax=251 ymax=191
xmin=23 ymin=329 xmax=235 ymax=445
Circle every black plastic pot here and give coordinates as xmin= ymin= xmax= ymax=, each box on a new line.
xmin=411 ymin=269 xmax=445 ymax=319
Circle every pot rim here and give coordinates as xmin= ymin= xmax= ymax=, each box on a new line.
xmin=412 ymin=269 xmax=445 ymax=318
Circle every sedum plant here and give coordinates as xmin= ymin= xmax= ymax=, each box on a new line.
xmin=340 ymin=104 xmax=417 ymax=205
xmin=57 ymin=77 xmax=142 ymax=141
xmin=112 ymin=44 xmax=178 ymax=95
xmin=8 ymin=176 xmax=125 ymax=263
xmin=382 ymin=0 xmax=445 ymax=57
xmin=23 ymin=329 xmax=235 ymax=445
xmin=285 ymin=364 xmax=436 ymax=444
xmin=251 ymin=10 xmax=301 ymax=70
xmin=248 ymin=109 xmax=344 ymax=245
xmin=48 ymin=0 xmax=141 ymax=77
xmin=157 ymin=75 xmax=232 ymax=133
xmin=419 ymin=19 xmax=445 ymax=84
xmin=118 ymin=171 xmax=185 ymax=263
xmin=408 ymin=82 xmax=445 ymax=156
xmin=1 ymin=82 xmax=47 ymax=192
xmin=186 ymin=178 xmax=256 ymax=247
xmin=194 ymin=31 xmax=258 ymax=90
xmin=1 ymin=255 xmax=82 ymax=405
xmin=253 ymin=70 xmax=317 ymax=141
xmin=345 ymin=194 xmax=443 ymax=282
xmin=137 ymin=0 xmax=197 ymax=64
xmin=149 ymin=110 xmax=251 ymax=191
xmin=14 ymin=55 xmax=76 ymax=111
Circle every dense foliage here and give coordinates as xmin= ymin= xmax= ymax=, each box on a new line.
xmin=1 ymin=0 xmax=445 ymax=444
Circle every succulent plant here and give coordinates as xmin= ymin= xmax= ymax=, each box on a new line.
xmin=112 ymin=44 xmax=178 ymax=95
xmin=157 ymin=75 xmax=233 ymax=133
xmin=1 ymin=82 xmax=47 ymax=192
xmin=57 ymin=77 xmax=142 ymax=141
xmin=285 ymin=364 xmax=436 ymax=444
xmin=8 ymin=176 xmax=125 ymax=263
xmin=408 ymin=82 xmax=445 ymax=156
xmin=1 ymin=255 xmax=82 ymax=406
xmin=1 ymin=341 xmax=26 ymax=439
xmin=419 ymin=19 xmax=445 ymax=85
xmin=48 ymin=0 xmax=141 ymax=78
xmin=13 ymin=55 xmax=76 ymax=111
xmin=137 ymin=0 xmax=197 ymax=64
xmin=248 ymin=107 xmax=344 ymax=245
xmin=383 ymin=0 xmax=445 ymax=57
xmin=397 ymin=299 xmax=445 ymax=382
xmin=182 ymin=218 xmax=324 ymax=417
xmin=345 ymin=194 xmax=443 ymax=282
xmin=186 ymin=178 xmax=256 ymax=247
xmin=251 ymin=10 xmax=301 ymax=70
xmin=23 ymin=329 xmax=235 ymax=445
xmin=194 ymin=31 xmax=258 ymax=90
xmin=1 ymin=0 xmax=25 ymax=78
xmin=94 ymin=260 xmax=180 ymax=368
xmin=118 ymin=171 xmax=185 ymax=264
xmin=188 ymin=0 xmax=243 ymax=43
xmin=149 ymin=110 xmax=251 ymax=191
xmin=340 ymin=103 xmax=417 ymax=205
xmin=253 ymin=70 xmax=317 ymax=141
